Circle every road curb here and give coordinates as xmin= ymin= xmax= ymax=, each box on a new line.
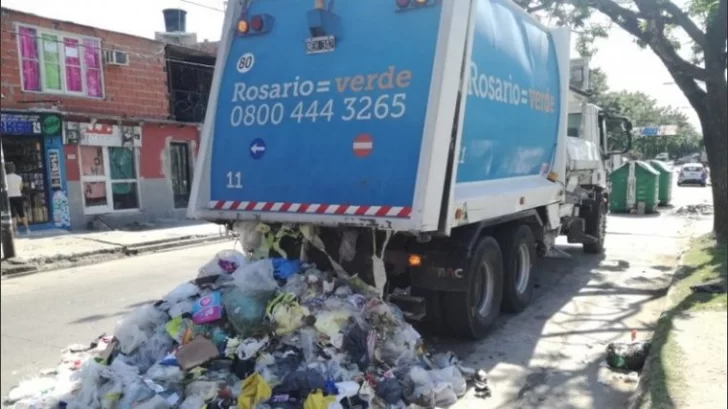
xmin=627 ymin=247 xmax=690 ymax=409
xmin=1 ymin=234 xmax=230 ymax=278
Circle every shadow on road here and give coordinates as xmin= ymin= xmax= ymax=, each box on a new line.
xmin=425 ymin=242 xmax=673 ymax=408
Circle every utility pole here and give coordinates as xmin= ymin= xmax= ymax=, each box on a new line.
xmin=0 ymin=135 xmax=17 ymax=259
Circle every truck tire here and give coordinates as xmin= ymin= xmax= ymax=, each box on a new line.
xmin=583 ymin=193 xmax=607 ymax=254
xmin=444 ymin=236 xmax=504 ymax=340
xmin=498 ymin=224 xmax=536 ymax=313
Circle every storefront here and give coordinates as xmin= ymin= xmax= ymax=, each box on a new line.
xmin=63 ymin=121 xmax=142 ymax=226
xmin=0 ymin=111 xmax=70 ymax=230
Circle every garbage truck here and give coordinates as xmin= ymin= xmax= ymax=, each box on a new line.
xmin=188 ymin=0 xmax=633 ymax=340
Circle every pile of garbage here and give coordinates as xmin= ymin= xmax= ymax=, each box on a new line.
xmin=4 ymin=249 xmax=481 ymax=409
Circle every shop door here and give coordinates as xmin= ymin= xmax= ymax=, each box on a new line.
xmin=170 ymin=142 xmax=191 ymax=208
xmin=2 ymin=136 xmax=50 ymax=224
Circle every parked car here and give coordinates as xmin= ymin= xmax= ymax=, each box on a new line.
xmin=677 ymin=163 xmax=708 ymax=187
xmin=655 ymin=152 xmax=670 ymax=161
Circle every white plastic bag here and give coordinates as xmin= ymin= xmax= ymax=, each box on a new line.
xmin=233 ymin=221 xmax=264 ymax=252
xmin=199 ymin=249 xmax=248 ymax=277
xmin=429 ymin=366 xmax=467 ymax=398
xmin=231 ymin=259 xmax=278 ymax=296
xmin=114 ymin=305 xmax=168 ymax=355
xmin=407 ymin=367 xmax=435 ymax=406
xmin=109 ymin=357 xmax=140 ymax=386
xmin=162 ymin=282 xmax=199 ymax=304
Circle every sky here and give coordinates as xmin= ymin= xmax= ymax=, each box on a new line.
xmin=2 ymin=0 xmax=701 ymax=129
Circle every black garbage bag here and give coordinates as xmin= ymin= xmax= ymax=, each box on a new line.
xmin=343 ymin=324 xmax=370 ymax=371
xmin=273 ymin=369 xmax=327 ymax=400
xmin=606 ymin=341 xmax=651 ymax=371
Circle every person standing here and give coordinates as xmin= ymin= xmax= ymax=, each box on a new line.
xmin=5 ymin=163 xmax=29 ymax=235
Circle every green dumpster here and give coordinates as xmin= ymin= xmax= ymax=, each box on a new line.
xmin=609 ymin=162 xmax=630 ymax=213
xmin=609 ymin=161 xmax=660 ymax=214
xmin=648 ymin=160 xmax=673 ymax=206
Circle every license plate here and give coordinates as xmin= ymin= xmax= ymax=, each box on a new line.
xmin=306 ymin=35 xmax=336 ymax=54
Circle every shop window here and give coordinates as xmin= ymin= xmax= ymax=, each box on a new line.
xmin=79 ymin=146 xmax=139 ymax=214
xmin=17 ymin=25 xmax=104 ymax=98
xmin=109 ymin=147 xmax=139 ymax=210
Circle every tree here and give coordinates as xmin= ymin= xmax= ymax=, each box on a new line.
xmin=587 ymin=69 xmax=702 ymax=159
xmin=514 ymin=0 xmax=728 ymax=239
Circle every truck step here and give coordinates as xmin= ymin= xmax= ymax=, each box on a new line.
xmin=387 ymin=294 xmax=427 ymax=322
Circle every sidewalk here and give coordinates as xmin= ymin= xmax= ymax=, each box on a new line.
xmin=1 ymin=221 xmax=228 ymax=276
xmin=634 ymin=229 xmax=726 ymax=409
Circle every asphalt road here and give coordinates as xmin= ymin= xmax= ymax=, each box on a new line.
xmin=0 ymin=181 xmax=715 ymax=405
xmin=0 ymin=241 xmax=236 ymax=397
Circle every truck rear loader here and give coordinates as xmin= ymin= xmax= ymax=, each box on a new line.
xmin=189 ymin=0 xmax=633 ymax=340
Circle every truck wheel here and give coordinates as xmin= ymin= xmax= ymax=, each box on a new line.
xmin=583 ymin=194 xmax=607 ymax=254
xmin=444 ymin=236 xmax=504 ymax=340
xmin=498 ymin=224 xmax=536 ymax=313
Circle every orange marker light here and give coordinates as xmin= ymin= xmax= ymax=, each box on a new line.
xmin=408 ymin=254 xmax=422 ymax=267
xmin=237 ymin=20 xmax=249 ymax=34
xmin=415 ymin=0 xmax=428 ymax=4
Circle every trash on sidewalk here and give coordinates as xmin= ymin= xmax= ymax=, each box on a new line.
xmin=605 ymin=340 xmax=651 ymax=371
xmin=689 ymin=279 xmax=727 ymax=294
xmin=3 ymin=249 xmax=479 ymax=409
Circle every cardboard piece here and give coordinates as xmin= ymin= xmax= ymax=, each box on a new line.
xmin=175 ymin=336 xmax=220 ymax=370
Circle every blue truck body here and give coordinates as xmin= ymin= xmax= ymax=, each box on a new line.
xmin=190 ymin=0 xmax=571 ymax=234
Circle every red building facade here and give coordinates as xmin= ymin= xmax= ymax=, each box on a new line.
xmin=0 ymin=7 xmax=210 ymax=230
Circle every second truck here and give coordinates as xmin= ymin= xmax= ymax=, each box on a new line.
xmin=188 ymin=0 xmax=633 ymax=340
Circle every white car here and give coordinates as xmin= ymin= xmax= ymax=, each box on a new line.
xmin=655 ymin=152 xmax=670 ymax=161
xmin=677 ymin=163 xmax=708 ymax=187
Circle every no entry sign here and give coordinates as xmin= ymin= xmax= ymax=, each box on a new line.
xmin=353 ymin=133 xmax=373 ymax=157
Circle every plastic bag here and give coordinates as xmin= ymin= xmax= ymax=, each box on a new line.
xmin=68 ymin=360 xmax=122 ymax=409
xmin=233 ymin=221 xmax=264 ymax=252
xmin=199 ymin=249 xmax=248 ymax=278
xmin=162 ymin=282 xmax=199 ymax=304
xmin=230 ymin=259 xmax=278 ymax=297
xmin=429 ymin=366 xmax=467 ymax=398
xmin=168 ymin=299 xmax=195 ymax=318
xmin=236 ymin=336 xmax=269 ymax=360
xmin=117 ymin=328 xmax=174 ymax=373
xmin=179 ymin=395 xmax=206 ymax=409
xmin=239 ymin=373 xmax=272 ymax=409
xmin=432 ymin=382 xmax=458 ymax=407
xmin=406 ymin=367 xmax=435 ymax=408
xmin=146 ymin=363 xmax=184 ymax=385
xmin=338 ymin=230 xmax=359 ymax=263
xmin=114 ymin=305 xmax=168 ymax=355
xmin=109 ymin=357 xmax=140 ymax=386
xmin=271 ymin=258 xmax=303 ymax=280
xmin=223 ymin=287 xmax=270 ymax=337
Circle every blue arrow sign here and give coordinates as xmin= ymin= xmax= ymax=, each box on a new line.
xmin=249 ymin=138 xmax=266 ymax=159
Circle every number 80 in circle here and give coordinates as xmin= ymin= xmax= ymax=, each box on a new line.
xmin=237 ymin=53 xmax=255 ymax=74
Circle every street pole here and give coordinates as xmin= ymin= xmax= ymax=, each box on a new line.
xmin=0 ymin=135 xmax=17 ymax=259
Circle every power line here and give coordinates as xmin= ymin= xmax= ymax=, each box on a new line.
xmin=180 ymin=0 xmax=225 ymax=13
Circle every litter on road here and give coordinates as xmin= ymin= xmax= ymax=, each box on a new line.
xmin=3 ymin=249 xmax=481 ymax=409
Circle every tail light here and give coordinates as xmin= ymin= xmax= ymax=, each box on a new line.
xmin=237 ymin=14 xmax=274 ymax=36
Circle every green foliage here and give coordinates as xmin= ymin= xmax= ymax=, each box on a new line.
xmin=587 ymin=69 xmax=702 ymax=159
